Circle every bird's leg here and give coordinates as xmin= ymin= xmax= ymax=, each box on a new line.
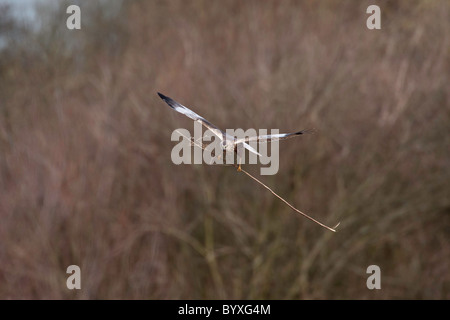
xmin=208 ymin=152 xmax=223 ymax=165
xmin=235 ymin=144 xmax=243 ymax=171
xmin=213 ymin=154 xmax=222 ymax=165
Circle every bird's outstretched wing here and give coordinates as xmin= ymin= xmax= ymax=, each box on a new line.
xmin=240 ymin=142 xmax=262 ymax=156
xmin=158 ymin=92 xmax=225 ymax=140
xmin=235 ymin=129 xmax=314 ymax=144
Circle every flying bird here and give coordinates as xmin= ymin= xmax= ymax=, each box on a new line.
xmin=157 ymin=92 xmax=338 ymax=232
xmin=157 ymin=92 xmax=312 ymax=170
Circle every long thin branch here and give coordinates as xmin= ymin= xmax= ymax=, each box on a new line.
xmin=235 ymin=165 xmax=339 ymax=232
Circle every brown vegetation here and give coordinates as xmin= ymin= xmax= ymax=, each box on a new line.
xmin=0 ymin=0 xmax=448 ymax=299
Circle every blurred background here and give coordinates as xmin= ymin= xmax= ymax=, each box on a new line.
xmin=0 ymin=0 xmax=448 ymax=299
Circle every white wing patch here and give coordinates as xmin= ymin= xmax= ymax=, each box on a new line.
xmin=242 ymin=142 xmax=261 ymax=156
xmin=235 ymin=130 xmax=313 ymax=144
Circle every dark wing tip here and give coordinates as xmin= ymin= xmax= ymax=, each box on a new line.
xmin=157 ymin=92 xmax=178 ymax=109
xmin=295 ymin=128 xmax=316 ymax=135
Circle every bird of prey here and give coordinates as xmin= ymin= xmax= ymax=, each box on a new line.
xmin=157 ymin=92 xmax=312 ymax=170
xmin=157 ymin=92 xmax=339 ymax=232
